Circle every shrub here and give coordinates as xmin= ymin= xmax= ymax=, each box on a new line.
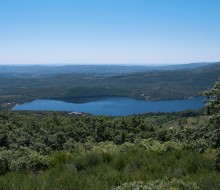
xmin=85 ymin=152 xmax=102 ymax=167
xmin=0 ymin=150 xmax=12 ymax=175
xmin=114 ymin=156 xmax=126 ymax=171
xmin=10 ymin=148 xmax=49 ymax=172
xmin=74 ymin=152 xmax=102 ymax=171
xmin=49 ymin=151 xmax=71 ymax=166
xmin=101 ymin=152 xmax=113 ymax=164
xmin=215 ymin=155 xmax=220 ymax=172
xmin=113 ymin=178 xmax=200 ymax=190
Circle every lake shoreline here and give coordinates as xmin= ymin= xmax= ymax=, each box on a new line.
xmin=13 ymin=96 xmax=205 ymax=116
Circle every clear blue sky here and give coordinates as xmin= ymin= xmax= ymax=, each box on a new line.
xmin=0 ymin=0 xmax=220 ymax=65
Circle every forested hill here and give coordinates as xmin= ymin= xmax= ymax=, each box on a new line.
xmin=48 ymin=62 xmax=220 ymax=101
xmin=0 ymin=63 xmax=220 ymax=107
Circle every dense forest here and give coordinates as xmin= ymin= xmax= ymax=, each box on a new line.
xmin=0 ymin=78 xmax=220 ymax=189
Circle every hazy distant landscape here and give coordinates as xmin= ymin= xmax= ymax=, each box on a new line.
xmin=0 ymin=62 xmax=215 ymax=76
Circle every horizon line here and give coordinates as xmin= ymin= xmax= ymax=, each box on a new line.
xmin=0 ymin=61 xmax=219 ymax=67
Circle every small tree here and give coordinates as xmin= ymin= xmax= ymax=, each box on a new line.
xmin=203 ymin=79 xmax=220 ymax=125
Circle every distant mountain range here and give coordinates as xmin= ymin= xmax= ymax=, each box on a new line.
xmin=0 ymin=62 xmax=219 ymax=76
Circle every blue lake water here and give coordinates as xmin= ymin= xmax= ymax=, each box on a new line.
xmin=13 ymin=97 xmax=205 ymax=116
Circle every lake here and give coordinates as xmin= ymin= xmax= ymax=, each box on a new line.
xmin=13 ymin=96 xmax=205 ymax=116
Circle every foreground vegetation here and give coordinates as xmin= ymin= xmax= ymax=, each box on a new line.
xmin=0 ymin=109 xmax=220 ymax=189
xmin=0 ymin=79 xmax=220 ymax=189
xmin=1 ymin=147 xmax=220 ymax=190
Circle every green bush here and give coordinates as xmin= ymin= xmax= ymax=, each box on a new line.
xmin=113 ymin=179 xmax=200 ymax=190
xmin=9 ymin=148 xmax=49 ymax=172
xmin=74 ymin=152 xmax=102 ymax=171
xmin=49 ymin=151 xmax=71 ymax=166
xmin=215 ymin=155 xmax=220 ymax=172
xmin=0 ymin=150 xmax=12 ymax=175
xmin=101 ymin=152 xmax=113 ymax=164
xmin=85 ymin=152 xmax=102 ymax=167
